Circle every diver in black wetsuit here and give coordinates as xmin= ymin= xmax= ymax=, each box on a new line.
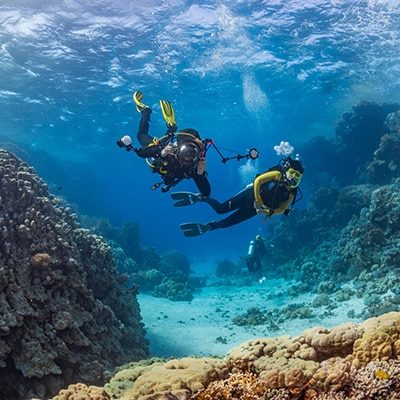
xmin=246 ymin=235 xmax=274 ymax=283
xmin=171 ymin=156 xmax=304 ymax=237
xmin=117 ymin=91 xmax=211 ymax=196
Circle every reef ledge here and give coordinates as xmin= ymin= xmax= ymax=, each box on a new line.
xmin=51 ymin=311 xmax=400 ymax=400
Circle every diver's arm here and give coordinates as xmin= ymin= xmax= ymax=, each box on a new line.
xmin=134 ymin=146 xmax=160 ymax=158
xmin=253 ymin=171 xmax=281 ymax=209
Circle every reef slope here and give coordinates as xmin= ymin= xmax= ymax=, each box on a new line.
xmin=0 ymin=150 xmax=148 ymax=400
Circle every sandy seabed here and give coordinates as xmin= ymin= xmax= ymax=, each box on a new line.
xmin=139 ymin=274 xmax=365 ymax=357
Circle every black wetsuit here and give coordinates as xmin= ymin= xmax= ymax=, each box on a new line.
xmin=204 ymin=185 xmax=256 ymax=229
xmin=135 ymin=109 xmax=211 ymax=196
xmin=247 ymin=239 xmax=267 ymax=273
xmin=204 ymin=180 xmax=297 ymax=230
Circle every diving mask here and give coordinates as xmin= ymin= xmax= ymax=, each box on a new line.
xmin=285 ymin=168 xmax=302 ymax=188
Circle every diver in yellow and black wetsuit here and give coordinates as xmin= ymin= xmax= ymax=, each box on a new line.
xmin=117 ymin=91 xmax=211 ymax=195
xmin=172 ymin=156 xmax=304 ymax=237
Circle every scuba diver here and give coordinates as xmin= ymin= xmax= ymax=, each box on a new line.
xmin=117 ymin=91 xmax=211 ymax=195
xmin=246 ymin=235 xmax=273 ymax=283
xmin=171 ymin=156 xmax=304 ymax=237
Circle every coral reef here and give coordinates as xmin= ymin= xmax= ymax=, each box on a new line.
xmin=82 ymin=217 xmax=203 ymax=301
xmin=298 ymin=101 xmax=400 ymax=189
xmin=105 ymin=357 xmax=229 ymax=400
xmin=264 ymin=173 xmax=400 ymax=320
xmin=0 ymin=150 xmax=148 ymax=399
xmin=52 ymin=383 xmax=111 ymax=400
xmin=51 ymin=312 xmax=400 ymax=400
xmin=367 ymin=110 xmax=400 ymax=184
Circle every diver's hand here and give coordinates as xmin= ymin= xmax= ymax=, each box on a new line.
xmin=197 ymin=159 xmax=206 ymax=175
xmin=254 ymin=201 xmax=272 ymax=216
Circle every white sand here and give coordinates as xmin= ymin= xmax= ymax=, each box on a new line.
xmin=138 ymin=277 xmax=365 ymax=358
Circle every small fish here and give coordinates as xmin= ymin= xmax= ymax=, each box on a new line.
xmin=374 ymin=369 xmax=390 ymax=380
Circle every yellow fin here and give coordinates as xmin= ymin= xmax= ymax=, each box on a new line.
xmin=133 ymin=91 xmax=149 ymax=112
xmin=159 ymin=99 xmax=176 ymax=128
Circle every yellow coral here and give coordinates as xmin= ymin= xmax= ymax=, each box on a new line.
xmin=352 ymin=331 xmax=397 ymax=368
xmin=308 ymin=357 xmax=350 ymax=392
xmin=115 ymin=357 xmax=228 ymax=400
xmin=52 ymin=383 xmax=110 ymax=400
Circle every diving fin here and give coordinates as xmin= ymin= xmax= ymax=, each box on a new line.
xmin=180 ymin=222 xmax=211 ymax=237
xmin=171 ymin=192 xmax=203 ymax=207
xmin=133 ymin=91 xmax=150 ymax=112
xmin=159 ymin=99 xmax=177 ymax=130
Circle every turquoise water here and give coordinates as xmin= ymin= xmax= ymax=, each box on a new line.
xmin=1 ymin=0 xmax=400 ymax=260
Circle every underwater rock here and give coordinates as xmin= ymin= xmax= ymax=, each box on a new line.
xmin=51 ymin=312 xmax=400 ymax=399
xmin=335 ymin=101 xmax=400 ymax=182
xmin=385 ymin=109 xmax=400 ymax=133
xmin=232 ymin=307 xmax=268 ymax=326
xmin=30 ymin=252 xmax=52 ymax=268
xmin=215 ymin=258 xmax=241 ymax=277
xmin=152 ymin=278 xmax=194 ymax=302
xmin=0 ymin=150 xmax=148 ymax=400
xmin=367 ymin=130 xmax=400 ymax=184
xmin=83 ymin=217 xmax=202 ymax=301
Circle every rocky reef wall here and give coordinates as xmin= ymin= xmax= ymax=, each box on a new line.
xmin=0 ymin=150 xmax=148 ymax=400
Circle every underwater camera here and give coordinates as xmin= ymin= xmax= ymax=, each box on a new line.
xmin=116 ymin=135 xmax=133 ymax=151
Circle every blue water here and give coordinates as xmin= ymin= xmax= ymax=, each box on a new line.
xmin=1 ymin=0 xmax=400 ymax=260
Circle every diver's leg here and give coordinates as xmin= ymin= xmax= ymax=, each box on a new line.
xmin=208 ymin=205 xmax=257 ymax=229
xmin=192 ymin=173 xmax=211 ymax=197
xmin=203 ymin=186 xmax=253 ymax=214
xmin=246 ymin=256 xmax=254 ymax=272
xmin=137 ymin=108 xmax=153 ymax=147
xmin=254 ymin=256 xmax=261 ymax=272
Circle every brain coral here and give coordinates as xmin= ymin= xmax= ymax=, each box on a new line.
xmin=52 ymin=383 xmax=110 ymax=400
xmin=107 ymin=357 xmax=229 ymax=400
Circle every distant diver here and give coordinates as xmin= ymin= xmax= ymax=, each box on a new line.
xmin=172 ymin=156 xmax=304 ymax=237
xmin=116 ymin=91 xmax=211 ymax=195
xmin=246 ymin=235 xmax=273 ymax=283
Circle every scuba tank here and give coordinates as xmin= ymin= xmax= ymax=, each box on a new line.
xmin=248 ymin=240 xmax=256 ymax=257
